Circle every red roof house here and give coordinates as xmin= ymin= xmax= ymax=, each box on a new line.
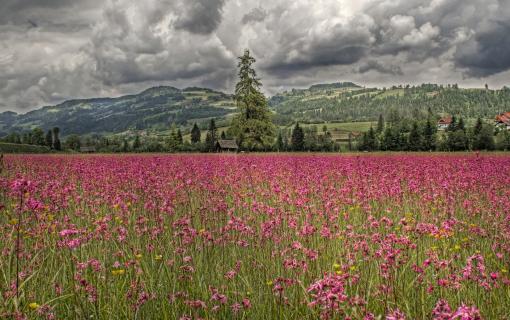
xmin=495 ymin=112 xmax=510 ymax=130
xmin=496 ymin=112 xmax=510 ymax=124
xmin=437 ymin=116 xmax=452 ymax=130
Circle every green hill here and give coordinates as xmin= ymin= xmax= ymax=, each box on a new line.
xmin=270 ymin=83 xmax=510 ymax=125
xmin=2 ymin=82 xmax=509 ymax=138
xmin=0 ymin=86 xmax=235 ymax=136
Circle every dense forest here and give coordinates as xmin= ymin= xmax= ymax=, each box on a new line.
xmin=271 ymin=84 xmax=510 ymax=125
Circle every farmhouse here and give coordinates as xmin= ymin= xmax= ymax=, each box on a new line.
xmin=495 ymin=112 xmax=510 ymax=130
xmin=437 ymin=116 xmax=452 ymax=130
xmin=215 ymin=139 xmax=238 ymax=153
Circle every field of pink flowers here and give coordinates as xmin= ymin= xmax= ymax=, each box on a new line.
xmin=1 ymin=154 xmax=510 ymax=319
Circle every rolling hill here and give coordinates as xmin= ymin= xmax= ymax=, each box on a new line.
xmin=0 ymin=86 xmax=235 ymax=136
xmin=1 ymin=82 xmax=509 ymax=137
xmin=270 ymin=83 xmax=510 ymax=125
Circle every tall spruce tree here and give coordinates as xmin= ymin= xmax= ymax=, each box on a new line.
xmin=133 ymin=135 xmax=141 ymax=150
xmin=176 ymin=129 xmax=183 ymax=145
xmin=52 ymin=127 xmax=61 ymax=151
xmin=190 ymin=123 xmax=201 ymax=144
xmin=205 ymin=119 xmax=218 ymax=152
xmin=473 ymin=117 xmax=483 ymax=136
xmin=376 ymin=114 xmax=385 ymax=133
xmin=447 ymin=115 xmax=457 ymax=132
xmin=45 ymin=130 xmax=53 ymax=148
xmin=291 ymin=122 xmax=304 ymax=151
xmin=457 ymin=118 xmax=466 ymax=131
xmin=230 ymin=49 xmax=275 ymax=150
xmin=473 ymin=124 xmax=495 ymax=150
xmin=366 ymin=126 xmax=377 ymax=151
xmin=276 ymin=130 xmax=284 ymax=152
xmin=407 ymin=122 xmax=422 ymax=151
xmin=423 ymin=118 xmax=436 ymax=151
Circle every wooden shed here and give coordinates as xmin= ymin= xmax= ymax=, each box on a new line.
xmin=215 ymin=140 xmax=238 ymax=153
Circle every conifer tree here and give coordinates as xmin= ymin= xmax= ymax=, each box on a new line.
xmin=291 ymin=122 xmax=304 ymax=151
xmin=457 ymin=118 xmax=466 ymax=131
xmin=230 ymin=49 xmax=275 ymax=150
xmin=276 ymin=131 xmax=284 ymax=152
xmin=133 ymin=135 xmax=141 ymax=151
xmin=366 ymin=126 xmax=377 ymax=151
xmin=205 ymin=119 xmax=218 ymax=152
xmin=447 ymin=116 xmax=457 ymax=132
xmin=52 ymin=127 xmax=61 ymax=151
xmin=177 ymin=129 xmax=183 ymax=145
xmin=190 ymin=123 xmax=201 ymax=144
xmin=45 ymin=130 xmax=53 ymax=148
xmin=423 ymin=118 xmax=436 ymax=151
xmin=408 ymin=122 xmax=422 ymax=151
xmin=376 ymin=114 xmax=385 ymax=133
xmin=473 ymin=117 xmax=483 ymax=136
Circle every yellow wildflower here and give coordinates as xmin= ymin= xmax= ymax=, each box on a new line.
xmin=135 ymin=254 xmax=143 ymax=260
xmin=111 ymin=269 xmax=125 ymax=276
xmin=155 ymin=255 xmax=163 ymax=261
xmin=28 ymin=302 xmax=40 ymax=310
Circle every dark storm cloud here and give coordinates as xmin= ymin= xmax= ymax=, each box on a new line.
xmin=174 ymin=0 xmax=226 ymax=34
xmin=363 ymin=0 xmax=510 ymax=77
xmin=455 ymin=20 xmax=510 ymax=76
xmin=358 ymin=60 xmax=403 ymax=75
xmin=1 ymin=0 xmax=510 ymax=113
xmin=0 ymin=0 xmax=101 ymax=26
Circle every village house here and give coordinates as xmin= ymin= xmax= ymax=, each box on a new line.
xmin=495 ymin=112 xmax=510 ymax=130
xmin=437 ymin=116 xmax=452 ymax=130
xmin=215 ymin=139 xmax=238 ymax=153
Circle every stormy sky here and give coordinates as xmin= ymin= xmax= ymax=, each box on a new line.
xmin=1 ymin=0 xmax=509 ymax=113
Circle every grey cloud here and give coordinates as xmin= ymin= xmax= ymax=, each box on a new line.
xmin=455 ymin=15 xmax=510 ymax=76
xmin=365 ymin=0 xmax=510 ymax=76
xmin=174 ymin=0 xmax=226 ymax=34
xmin=242 ymin=7 xmax=267 ymax=24
xmin=358 ymin=60 xmax=403 ymax=75
xmin=2 ymin=0 xmax=510 ymax=114
xmin=88 ymin=0 xmax=235 ymax=87
xmin=254 ymin=4 xmax=376 ymax=75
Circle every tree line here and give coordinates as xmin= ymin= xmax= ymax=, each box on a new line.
xmin=357 ymin=115 xmax=510 ymax=152
xmin=1 ymin=127 xmax=62 ymax=150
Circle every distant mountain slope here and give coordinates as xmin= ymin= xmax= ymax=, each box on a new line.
xmin=0 ymin=86 xmax=235 ymax=135
xmin=2 ymin=82 xmax=509 ymax=136
xmin=270 ymin=83 xmax=510 ymax=124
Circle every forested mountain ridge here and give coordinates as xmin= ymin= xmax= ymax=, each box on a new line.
xmin=0 ymin=86 xmax=235 ymax=136
xmin=1 ymin=82 xmax=509 ymax=137
xmin=270 ymin=83 xmax=510 ymax=125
